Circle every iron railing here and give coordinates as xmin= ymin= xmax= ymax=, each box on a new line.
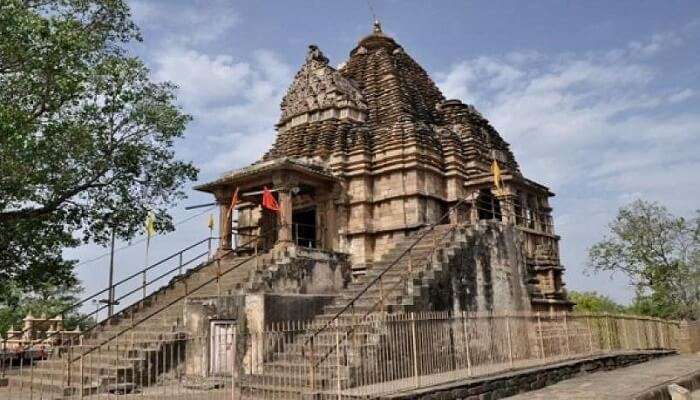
xmin=0 ymin=236 xmax=218 ymax=351
xmin=0 ymin=311 xmax=684 ymax=400
xmin=306 ymin=199 xmax=469 ymax=367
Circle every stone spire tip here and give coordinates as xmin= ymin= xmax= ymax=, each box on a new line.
xmin=373 ymin=20 xmax=382 ymax=34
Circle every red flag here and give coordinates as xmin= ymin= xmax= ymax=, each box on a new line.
xmin=262 ymin=186 xmax=279 ymax=212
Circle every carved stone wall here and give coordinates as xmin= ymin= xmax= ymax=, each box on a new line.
xmin=228 ymin=25 xmax=570 ymax=309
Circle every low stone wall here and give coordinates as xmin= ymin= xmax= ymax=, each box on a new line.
xmin=634 ymin=370 xmax=700 ymax=400
xmin=679 ymin=321 xmax=700 ymax=354
xmin=378 ymin=350 xmax=676 ymax=400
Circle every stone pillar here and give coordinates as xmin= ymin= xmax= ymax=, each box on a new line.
xmin=498 ymin=193 xmax=517 ymax=225
xmin=215 ymin=191 xmax=233 ymax=250
xmin=278 ymin=188 xmax=293 ymax=243
xmin=469 ymin=200 xmax=479 ymax=224
xmin=325 ymin=198 xmax=338 ymax=251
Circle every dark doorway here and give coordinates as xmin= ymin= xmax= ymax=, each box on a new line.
xmin=292 ymin=207 xmax=316 ymax=248
xmin=476 ymin=189 xmax=502 ymax=221
xmin=259 ymin=209 xmax=278 ymax=251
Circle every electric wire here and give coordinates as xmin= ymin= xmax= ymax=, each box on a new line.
xmin=74 ymin=206 xmax=216 ymax=269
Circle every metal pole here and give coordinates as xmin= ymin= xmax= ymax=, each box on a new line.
xmin=79 ymin=335 xmax=84 ymax=399
xmin=605 ymin=313 xmax=612 ymax=351
xmin=309 ymin=338 xmax=316 ymax=392
xmin=563 ymin=311 xmax=570 ymax=356
xmin=410 ymin=313 xmax=420 ymax=388
xmin=586 ymin=313 xmax=594 ymax=353
xmin=505 ymin=312 xmax=513 ymax=367
xmin=107 ymin=229 xmax=116 ymax=317
xmin=537 ymin=312 xmax=545 ymax=361
xmin=208 ymin=236 xmax=212 ymax=260
xmin=335 ymin=319 xmax=341 ymax=400
xmin=462 ymin=311 xmax=471 ymax=376
xmin=142 ymin=270 xmax=147 ymax=300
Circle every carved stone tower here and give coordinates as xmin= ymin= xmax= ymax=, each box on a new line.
xmin=197 ymin=24 xmax=571 ymax=312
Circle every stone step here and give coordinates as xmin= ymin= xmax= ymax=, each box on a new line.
xmin=7 ymin=375 xmax=98 ymax=397
xmin=262 ymin=360 xmax=352 ymax=375
xmin=18 ymin=364 xmax=129 ymax=385
xmin=243 ymin=370 xmax=348 ymax=389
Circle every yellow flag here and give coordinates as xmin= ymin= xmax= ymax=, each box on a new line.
xmin=145 ymin=211 xmax=156 ymax=238
xmin=491 ymin=160 xmax=503 ymax=192
xmin=207 ymin=214 xmax=215 ymax=230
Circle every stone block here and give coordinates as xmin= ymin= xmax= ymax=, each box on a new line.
xmin=668 ymin=384 xmax=691 ymax=400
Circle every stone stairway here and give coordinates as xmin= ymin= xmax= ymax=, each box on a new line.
xmin=240 ymin=223 xmax=470 ymax=398
xmin=6 ymin=251 xmax=263 ymax=397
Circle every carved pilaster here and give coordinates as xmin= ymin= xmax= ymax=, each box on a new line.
xmin=214 ymin=189 xmax=233 ymax=251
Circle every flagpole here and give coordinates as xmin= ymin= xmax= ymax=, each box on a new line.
xmin=144 ymin=210 xmax=155 ymax=299
xmin=208 ymin=223 xmax=213 ymax=259
xmin=107 ymin=229 xmax=116 ymax=317
xmin=143 ymin=234 xmax=149 ymax=299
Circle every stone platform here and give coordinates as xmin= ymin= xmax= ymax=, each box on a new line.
xmin=366 ymin=350 xmax=677 ymax=400
xmin=506 ymin=353 xmax=700 ymax=400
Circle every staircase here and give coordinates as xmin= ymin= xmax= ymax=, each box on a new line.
xmin=6 ymin=251 xmax=264 ymax=397
xmin=4 ymin=220 xmax=472 ymax=398
xmin=240 ymin=223 xmax=470 ymax=398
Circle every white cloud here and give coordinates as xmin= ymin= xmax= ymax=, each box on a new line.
xmin=130 ymin=0 xmax=239 ymax=45
xmin=153 ymin=49 xmax=252 ymax=110
xmin=436 ymin=30 xmax=700 ymax=302
xmin=627 ymin=32 xmax=683 ymax=57
xmin=668 ymin=88 xmax=695 ymax=103
xmin=151 ymin=47 xmax=293 ymax=173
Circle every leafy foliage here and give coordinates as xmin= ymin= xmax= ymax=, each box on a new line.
xmin=569 ymin=290 xmax=626 ymax=314
xmin=587 ymin=200 xmax=699 ymax=320
xmin=0 ymin=279 xmax=86 ymax=335
xmin=0 ymin=0 xmax=197 ymax=332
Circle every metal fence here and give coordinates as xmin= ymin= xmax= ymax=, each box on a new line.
xmin=0 ymin=311 xmax=682 ymax=399
xmin=244 ymin=311 xmax=681 ymax=399
xmin=0 ymin=332 xmax=237 ymax=400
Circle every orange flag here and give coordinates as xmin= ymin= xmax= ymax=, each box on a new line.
xmin=262 ymin=186 xmax=279 ymax=212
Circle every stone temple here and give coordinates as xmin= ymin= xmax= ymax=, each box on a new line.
xmin=196 ymin=22 xmax=571 ymax=314
xmin=2 ymin=22 xmax=574 ymax=397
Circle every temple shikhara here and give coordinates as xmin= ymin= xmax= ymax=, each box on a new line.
xmin=2 ymin=23 xmax=584 ymax=398
xmin=196 ymin=22 xmax=571 ymax=313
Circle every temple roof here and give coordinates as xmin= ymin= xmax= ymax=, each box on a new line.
xmin=279 ymin=45 xmax=366 ymax=125
xmin=261 ymin=24 xmax=524 ymax=181
xmin=195 ymin=157 xmax=337 ymax=193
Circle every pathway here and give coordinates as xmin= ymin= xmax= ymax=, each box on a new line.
xmin=505 ymin=354 xmax=700 ymax=400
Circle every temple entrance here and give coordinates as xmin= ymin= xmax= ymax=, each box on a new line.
xmin=259 ymin=209 xmax=279 ymax=251
xmin=476 ymin=188 xmax=502 ymax=221
xmin=292 ymin=207 xmax=316 ymax=248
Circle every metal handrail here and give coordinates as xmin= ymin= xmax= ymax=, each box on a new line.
xmin=71 ymin=225 xmax=276 ymax=362
xmin=304 ymin=197 xmax=556 ymax=373
xmin=74 ymin=249 xmax=210 ymax=338
xmin=0 ymin=236 xmax=217 ymax=350
xmin=77 ymin=228 xmax=275 ymax=339
xmin=307 ymin=199 xmax=468 ymax=346
xmin=303 ymin=201 xmax=468 ymax=375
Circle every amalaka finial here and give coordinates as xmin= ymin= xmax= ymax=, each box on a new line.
xmin=373 ymin=20 xmax=382 ymax=34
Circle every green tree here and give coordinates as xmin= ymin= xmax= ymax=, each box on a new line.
xmin=0 ymin=0 xmax=197 ymax=331
xmin=587 ymin=200 xmax=699 ymax=320
xmin=0 ymin=280 xmax=85 ymax=335
xmin=569 ymin=290 xmax=626 ymax=314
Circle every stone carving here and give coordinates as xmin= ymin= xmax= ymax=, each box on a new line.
xmin=262 ymin=24 xmax=567 ymax=310
xmin=279 ymin=45 xmax=366 ymax=122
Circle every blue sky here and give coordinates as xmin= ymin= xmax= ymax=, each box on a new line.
xmin=65 ymin=1 xmax=700 ymax=312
